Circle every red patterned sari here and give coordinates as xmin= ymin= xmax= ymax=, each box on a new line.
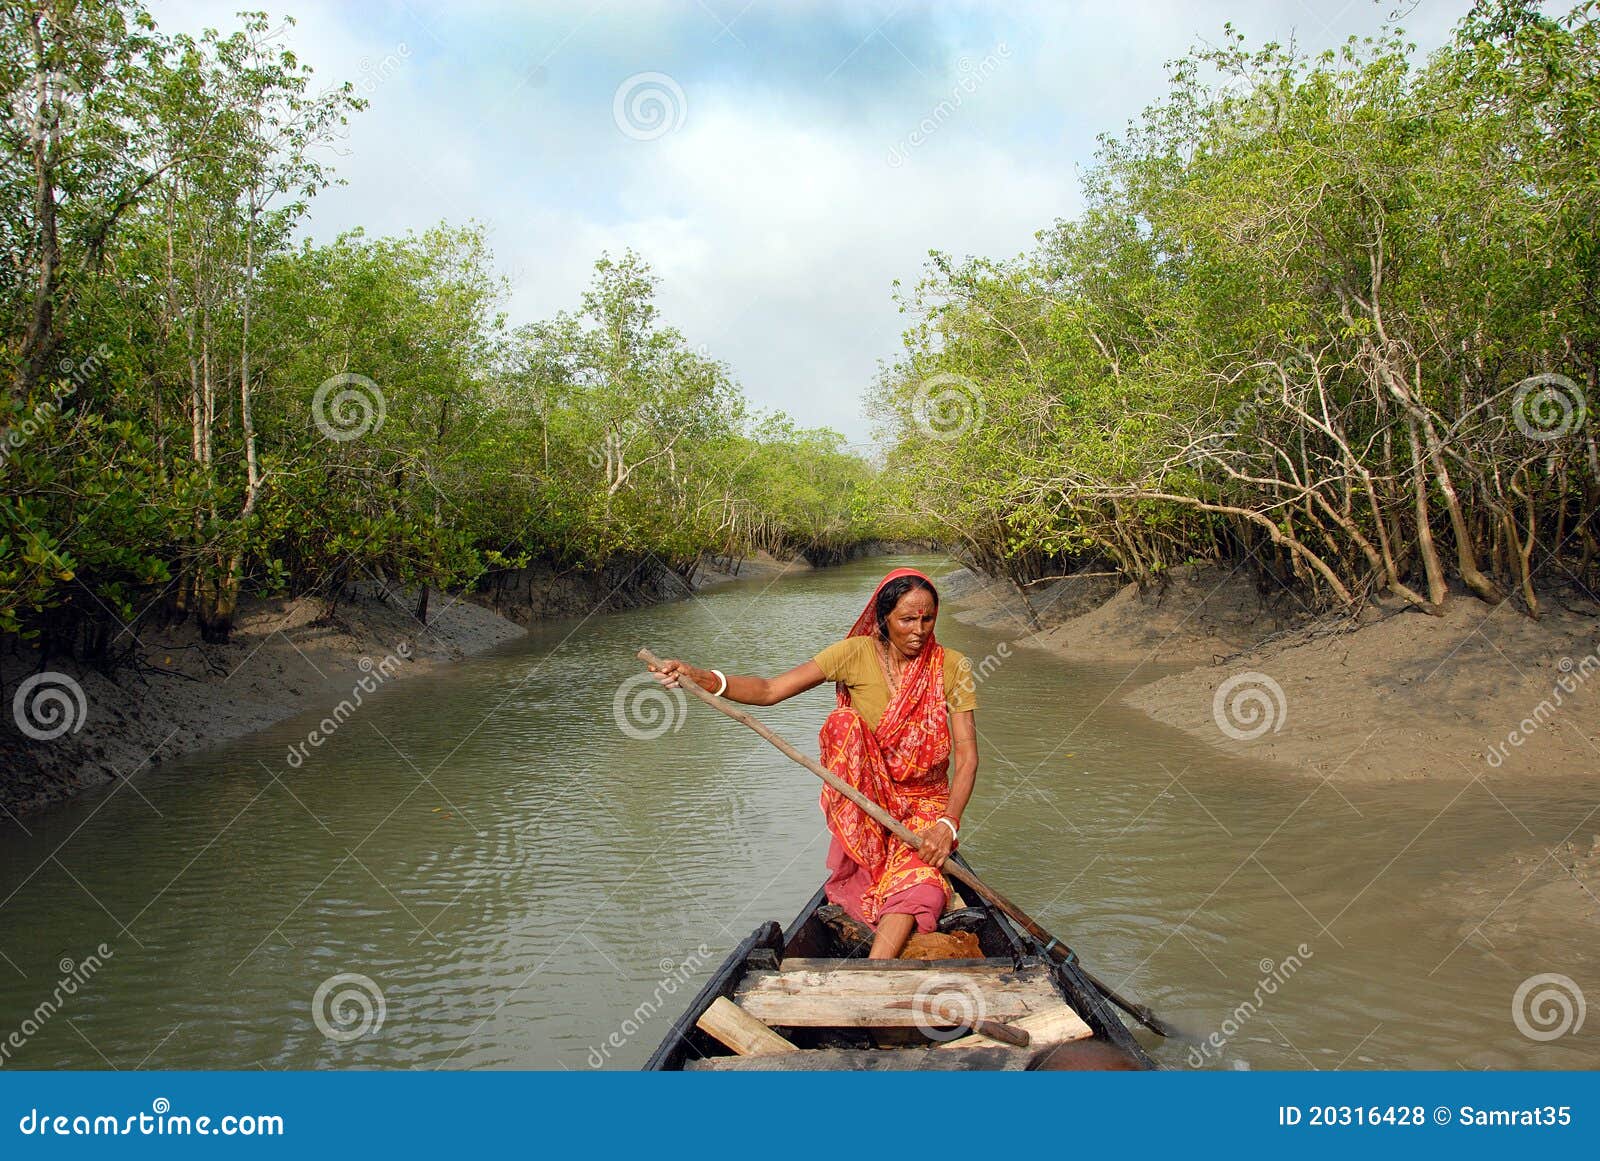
xmin=818 ymin=567 xmax=953 ymax=931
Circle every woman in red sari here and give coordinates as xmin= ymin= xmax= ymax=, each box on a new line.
xmin=648 ymin=568 xmax=979 ymax=958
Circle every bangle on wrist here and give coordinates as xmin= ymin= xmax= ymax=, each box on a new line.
xmin=936 ymin=816 xmax=959 ymax=840
xmin=709 ymin=668 xmax=728 ymax=697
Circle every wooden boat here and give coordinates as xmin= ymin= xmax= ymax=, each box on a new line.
xmin=645 ymin=856 xmax=1160 ymax=1071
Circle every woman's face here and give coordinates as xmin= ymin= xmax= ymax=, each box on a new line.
xmin=885 ymin=587 xmax=937 ymax=658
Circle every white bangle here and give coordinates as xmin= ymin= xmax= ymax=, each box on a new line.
xmin=709 ymin=668 xmax=728 ymax=697
xmin=936 ymin=817 xmax=959 ymax=840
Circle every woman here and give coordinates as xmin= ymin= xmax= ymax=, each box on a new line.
xmin=649 ymin=567 xmax=979 ymax=959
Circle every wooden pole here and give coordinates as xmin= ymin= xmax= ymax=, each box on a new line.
xmin=635 ymin=647 xmax=1181 ymax=1039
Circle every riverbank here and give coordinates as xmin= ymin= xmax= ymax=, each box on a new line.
xmin=946 ymin=564 xmax=1600 ymax=783
xmin=0 ymin=548 xmax=809 ymax=820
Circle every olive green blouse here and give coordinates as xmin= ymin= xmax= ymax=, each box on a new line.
xmin=812 ymin=636 xmax=978 ymax=732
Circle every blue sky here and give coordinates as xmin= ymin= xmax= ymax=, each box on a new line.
xmin=150 ymin=0 xmax=1468 ymax=444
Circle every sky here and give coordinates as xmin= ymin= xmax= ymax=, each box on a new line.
xmin=147 ymin=0 xmax=1470 ymax=445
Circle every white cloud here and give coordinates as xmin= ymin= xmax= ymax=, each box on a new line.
xmin=146 ymin=0 xmax=1468 ymax=442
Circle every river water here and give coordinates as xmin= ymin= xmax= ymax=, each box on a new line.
xmin=1 ymin=554 xmax=1595 ymax=1070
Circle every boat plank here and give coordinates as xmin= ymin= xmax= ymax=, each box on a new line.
xmin=777 ymin=957 xmax=999 ymax=973
xmin=935 ymin=1002 xmax=1093 ymax=1049
xmin=746 ymin=965 xmax=1051 ymax=994
xmin=735 ymin=966 xmax=1060 ymax=1027
xmin=685 ymin=1045 xmax=1036 ymax=1071
xmin=695 ymin=997 xmax=798 ymax=1057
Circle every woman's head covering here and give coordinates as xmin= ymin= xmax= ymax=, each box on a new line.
xmin=845 ymin=567 xmax=940 ymax=641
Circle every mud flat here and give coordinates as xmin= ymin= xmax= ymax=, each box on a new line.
xmin=943 ymin=564 xmax=1599 ymax=783
xmin=0 ymin=548 xmax=815 ymax=820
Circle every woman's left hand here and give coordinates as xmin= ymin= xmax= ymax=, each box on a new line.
xmin=916 ymin=818 xmax=956 ymax=869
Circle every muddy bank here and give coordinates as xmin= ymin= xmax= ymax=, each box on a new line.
xmin=945 ymin=562 xmax=1305 ymax=664
xmin=0 ymin=548 xmax=814 ymax=821
xmin=0 ymin=578 xmax=526 ymax=821
xmin=1427 ymin=834 xmax=1600 ymax=958
xmin=476 ymin=548 xmax=807 ymax=626
xmin=1124 ymin=591 xmax=1600 ymax=783
xmin=943 ymin=562 xmax=1599 ymax=784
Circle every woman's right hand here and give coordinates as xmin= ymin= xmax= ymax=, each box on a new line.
xmin=649 ymin=658 xmax=699 ymax=690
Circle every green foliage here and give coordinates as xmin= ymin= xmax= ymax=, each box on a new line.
xmin=0 ymin=0 xmax=882 ymax=648
xmin=874 ymin=0 xmax=1600 ymax=610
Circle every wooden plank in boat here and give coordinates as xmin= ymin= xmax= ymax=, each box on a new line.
xmin=734 ymin=965 xmax=1060 ymax=1027
xmin=685 ymin=1045 xmax=1038 ymax=1071
xmin=935 ymin=1001 xmax=1093 ymax=1049
xmin=750 ymin=963 xmax=1049 ymax=992
xmin=695 ymin=997 xmax=798 ymax=1057
xmin=777 ymin=957 xmax=997 ymax=972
